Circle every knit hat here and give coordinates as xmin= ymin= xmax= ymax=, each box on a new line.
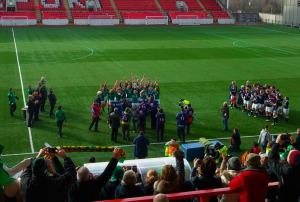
xmin=288 ymin=150 xmax=300 ymax=167
xmin=111 ymin=166 xmax=124 ymax=181
xmin=246 ymin=153 xmax=261 ymax=168
xmin=32 ymin=158 xmax=47 ymax=177
xmin=227 ymin=157 xmax=241 ymax=171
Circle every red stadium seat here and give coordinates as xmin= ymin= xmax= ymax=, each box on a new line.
xmin=121 ymin=11 xmax=163 ymax=19
xmin=114 ymin=0 xmax=159 ymax=11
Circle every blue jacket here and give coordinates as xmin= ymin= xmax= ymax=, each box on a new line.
xmin=133 ymin=134 xmax=149 ymax=159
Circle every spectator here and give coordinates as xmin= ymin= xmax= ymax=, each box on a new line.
xmin=88 ymin=156 xmax=96 ymax=163
xmin=176 ymin=107 xmax=186 ymax=142
xmin=258 ymin=125 xmax=271 ymax=153
xmin=55 ymin=105 xmax=66 ymax=138
xmin=89 ymin=101 xmax=101 ymax=132
xmin=20 ymin=148 xmax=76 ymax=202
xmin=133 ymin=131 xmax=149 ymax=159
xmin=229 ymin=153 xmax=269 ymax=202
xmin=230 ymin=128 xmax=241 ymax=152
xmin=153 ymin=194 xmax=169 ymax=202
xmin=250 ymin=142 xmax=261 ymax=154
xmin=294 ymin=128 xmax=300 ymax=150
xmin=268 ymin=134 xmax=300 ymax=202
xmin=101 ymin=166 xmax=124 ymax=200
xmin=156 ymin=108 xmax=165 ymax=142
xmin=191 ymin=156 xmax=222 ymax=202
xmin=68 ymin=148 xmax=123 ymax=202
xmin=144 ymin=169 xmax=159 ymax=195
xmin=221 ymin=102 xmax=229 ymax=131
xmin=115 ymin=170 xmax=144 ymax=199
xmin=219 ymin=156 xmax=241 ymax=202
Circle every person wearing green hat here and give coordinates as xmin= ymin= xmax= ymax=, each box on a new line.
xmin=7 ymin=88 xmax=19 ymax=116
xmin=100 ymin=166 xmax=124 ymax=200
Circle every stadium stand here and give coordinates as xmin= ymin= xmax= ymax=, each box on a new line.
xmin=122 ymin=11 xmax=168 ymax=25
xmin=42 ymin=11 xmax=68 ymax=24
xmin=0 ymin=11 xmax=37 ymax=25
xmin=16 ymin=0 xmax=35 ymax=10
xmin=40 ymin=0 xmax=65 ymax=10
xmin=159 ymin=0 xmax=202 ymax=11
xmin=72 ymin=11 xmax=119 ymax=25
xmin=114 ymin=0 xmax=159 ymax=11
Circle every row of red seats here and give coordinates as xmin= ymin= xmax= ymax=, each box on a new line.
xmin=42 ymin=11 xmax=67 ymax=18
xmin=200 ymin=0 xmax=222 ymax=11
xmin=114 ymin=0 xmax=158 ymax=11
xmin=121 ymin=11 xmax=163 ymax=19
xmin=0 ymin=11 xmax=36 ymax=19
xmin=72 ymin=11 xmax=116 ymax=18
xmin=39 ymin=0 xmax=65 ymax=10
xmin=16 ymin=0 xmax=35 ymax=10
xmin=68 ymin=0 xmax=113 ymax=11
xmin=211 ymin=10 xmax=229 ymax=18
xmin=168 ymin=11 xmax=208 ymax=19
xmin=159 ymin=0 xmax=202 ymax=11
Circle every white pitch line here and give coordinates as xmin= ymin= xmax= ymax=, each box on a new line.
xmin=2 ymin=131 xmax=297 ymax=157
xmin=12 ymin=28 xmax=35 ymax=154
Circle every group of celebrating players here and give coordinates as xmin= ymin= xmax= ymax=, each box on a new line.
xmin=229 ymin=80 xmax=290 ymax=125
xmin=89 ymin=76 xmax=166 ymax=142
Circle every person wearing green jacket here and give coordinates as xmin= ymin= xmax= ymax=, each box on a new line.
xmin=55 ymin=105 xmax=66 ymax=138
xmin=7 ymin=88 xmax=19 ymax=116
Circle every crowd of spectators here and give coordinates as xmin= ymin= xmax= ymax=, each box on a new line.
xmin=1 ymin=129 xmax=300 ymax=202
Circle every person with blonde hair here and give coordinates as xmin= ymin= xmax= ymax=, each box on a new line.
xmin=144 ymin=169 xmax=159 ymax=195
xmin=115 ymin=170 xmax=144 ymax=199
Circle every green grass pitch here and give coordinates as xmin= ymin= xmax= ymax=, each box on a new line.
xmin=1 ymin=25 xmax=300 ymax=166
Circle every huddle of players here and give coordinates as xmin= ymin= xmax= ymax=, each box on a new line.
xmin=89 ymin=77 xmax=165 ymax=142
xmin=229 ymin=80 xmax=289 ymax=125
xmin=26 ymin=77 xmax=57 ymax=127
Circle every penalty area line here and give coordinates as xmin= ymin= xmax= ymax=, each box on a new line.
xmin=12 ymin=28 xmax=35 ymax=154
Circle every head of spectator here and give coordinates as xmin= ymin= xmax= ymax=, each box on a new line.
xmin=245 ymin=153 xmax=261 ymax=169
xmin=77 ymin=166 xmax=92 ymax=182
xmin=200 ymin=156 xmax=217 ymax=177
xmin=89 ymin=156 xmax=96 ymax=163
xmin=145 ymin=169 xmax=158 ymax=186
xmin=227 ymin=157 xmax=241 ymax=171
xmin=155 ymin=180 xmax=170 ymax=194
xmin=287 ymin=150 xmax=300 ymax=168
xmin=161 ymin=165 xmax=177 ymax=182
xmin=122 ymin=170 xmax=137 ymax=186
xmin=153 ymin=194 xmax=169 ymax=202
xmin=259 ymin=153 xmax=268 ymax=166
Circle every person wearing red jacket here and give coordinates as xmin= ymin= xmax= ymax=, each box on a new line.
xmin=229 ymin=153 xmax=269 ymax=202
xmin=89 ymin=101 xmax=101 ymax=132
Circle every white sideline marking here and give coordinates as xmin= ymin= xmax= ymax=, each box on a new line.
xmin=12 ymin=28 xmax=35 ymax=154
xmin=1 ymin=132 xmax=296 ymax=157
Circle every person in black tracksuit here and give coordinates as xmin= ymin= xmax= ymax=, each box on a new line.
xmin=109 ymin=108 xmax=120 ymax=142
xmin=33 ymin=91 xmax=40 ymax=121
xmin=156 ymin=108 xmax=165 ymax=142
xmin=27 ymin=95 xmax=35 ymax=128
xmin=48 ymin=89 xmax=57 ymax=118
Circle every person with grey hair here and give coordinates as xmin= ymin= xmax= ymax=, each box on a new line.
xmin=115 ymin=170 xmax=144 ymax=199
xmin=153 ymin=194 xmax=169 ymax=202
xmin=219 ymin=156 xmax=241 ymax=202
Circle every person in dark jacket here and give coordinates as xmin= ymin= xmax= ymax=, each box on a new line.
xmin=221 ymin=102 xmax=229 ymax=131
xmin=294 ymin=128 xmax=300 ymax=150
xmin=32 ymin=91 xmax=40 ymax=121
xmin=191 ymin=156 xmax=222 ymax=202
xmin=156 ymin=108 xmax=165 ymax=142
xmin=176 ymin=107 xmax=186 ymax=142
xmin=100 ymin=166 xmax=124 ymax=200
xmin=27 ymin=95 xmax=35 ymax=128
xmin=133 ymin=131 xmax=149 ymax=159
xmin=109 ymin=108 xmax=120 ymax=142
xmin=20 ymin=148 xmax=76 ymax=202
xmin=48 ymin=88 xmax=56 ymax=117
xmin=268 ymin=134 xmax=300 ymax=202
xmin=38 ymin=82 xmax=47 ymax=112
xmin=115 ymin=170 xmax=144 ymax=199
xmin=149 ymin=96 xmax=158 ymax=129
xmin=230 ymin=128 xmax=241 ymax=152
xmin=68 ymin=148 xmax=123 ymax=202
xmin=144 ymin=169 xmax=158 ymax=195
xmin=137 ymin=104 xmax=147 ymax=132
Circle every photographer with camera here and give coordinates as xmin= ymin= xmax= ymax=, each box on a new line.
xmin=268 ymin=134 xmax=300 ymax=202
xmin=68 ymin=148 xmax=124 ymax=202
xmin=20 ymin=147 xmax=76 ymax=202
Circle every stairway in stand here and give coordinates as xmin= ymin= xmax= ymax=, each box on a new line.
xmin=62 ymin=0 xmax=73 ymax=23
xmin=34 ymin=0 xmax=42 ymax=23
xmin=154 ymin=0 xmax=165 ymax=14
xmin=109 ymin=0 xmax=122 ymax=22
xmin=195 ymin=0 xmax=207 ymax=12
